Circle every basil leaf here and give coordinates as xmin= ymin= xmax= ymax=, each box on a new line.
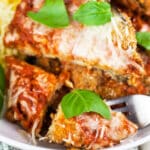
xmin=28 ymin=0 xmax=69 ymax=28
xmin=73 ymin=1 xmax=112 ymax=26
xmin=0 ymin=65 xmax=5 ymax=113
xmin=61 ymin=89 xmax=111 ymax=119
xmin=136 ymin=32 xmax=150 ymax=50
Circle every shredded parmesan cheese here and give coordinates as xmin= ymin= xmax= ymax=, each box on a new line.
xmin=63 ymin=132 xmax=74 ymax=145
xmin=31 ymin=119 xmax=40 ymax=144
xmin=100 ymin=125 xmax=106 ymax=139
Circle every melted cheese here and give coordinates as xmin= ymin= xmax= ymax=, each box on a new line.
xmin=4 ymin=0 xmax=143 ymax=75
xmin=36 ymin=74 xmax=49 ymax=89
xmin=8 ymin=70 xmax=20 ymax=107
xmin=33 ymin=0 xmax=43 ymax=9
xmin=20 ymin=100 xmax=32 ymax=115
xmin=11 ymin=87 xmax=25 ymax=105
xmin=77 ymin=114 xmax=107 ymax=140
xmin=57 ymin=15 xmax=142 ymax=74
xmin=4 ymin=31 xmax=19 ymax=43
xmin=23 ymin=92 xmax=37 ymax=103
xmin=82 ymin=116 xmax=100 ymax=130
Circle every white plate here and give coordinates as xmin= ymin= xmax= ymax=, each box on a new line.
xmin=1 ymin=119 xmax=150 ymax=150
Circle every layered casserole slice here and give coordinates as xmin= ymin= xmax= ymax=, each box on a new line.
xmin=5 ymin=56 xmax=69 ymax=138
xmin=47 ymin=105 xmax=138 ymax=149
xmin=2 ymin=0 xmax=148 ymax=149
xmin=4 ymin=0 xmax=144 ymax=75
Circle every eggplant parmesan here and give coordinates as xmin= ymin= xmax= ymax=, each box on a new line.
xmin=47 ymin=105 xmax=138 ymax=149
xmin=4 ymin=0 xmax=144 ymax=76
xmin=5 ymin=56 xmax=69 ymax=137
xmin=1 ymin=0 xmax=150 ymax=149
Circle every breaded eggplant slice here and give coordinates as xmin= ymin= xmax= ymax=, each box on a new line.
xmin=4 ymin=0 xmax=144 ymax=75
xmin=25 ymin=57 xmax=148 ymax=99
xmin=47 ymin=106 xmax=137 ymax=149
xmin=65 ymin=63 xmax=147 ymax=99
xmin=5 ymin=56 xmax=69 ymax=137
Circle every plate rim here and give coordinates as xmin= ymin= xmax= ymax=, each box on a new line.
xmin=1 ymin=119 xmax=150 ymax=150
xmin=0 ymin=134 xmax=51 ymax=150
xmin=1 ymin=132 xmax=150 ymax=150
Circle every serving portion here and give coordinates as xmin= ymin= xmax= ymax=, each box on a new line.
xmin=0 ymin=0 xmax=150 ymax=149
xmin=4 ymin=0 xmax=144 ymax=75
xmin=4 ymin=56 xmax=138 ymax=148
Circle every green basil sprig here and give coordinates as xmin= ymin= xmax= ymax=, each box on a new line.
xmin=0 ymin=65 xmax=5 ymax=113
xmin=61 ymin=89 xmax=111 ymax=119
xmin=28 ymin=0 xmax=69 ymax=28
xmin=28 ymin=0 xmax=112 ymax=28
xmin=136 ymin=32 xmax=150 ymax=50
xmin=73 ymin=1 xmax=112 ymax=26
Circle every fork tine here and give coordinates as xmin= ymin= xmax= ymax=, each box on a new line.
xmin=112 ymin=106 xmax=128 ymax=113
xmin=106 ymin=95 xmax=150 ymax=127
xmin=106 ymin=96 xmax=129 ymax=106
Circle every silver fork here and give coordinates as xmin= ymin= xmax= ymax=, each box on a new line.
xmin=106 ymin=94 xmax=150 ymax=128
